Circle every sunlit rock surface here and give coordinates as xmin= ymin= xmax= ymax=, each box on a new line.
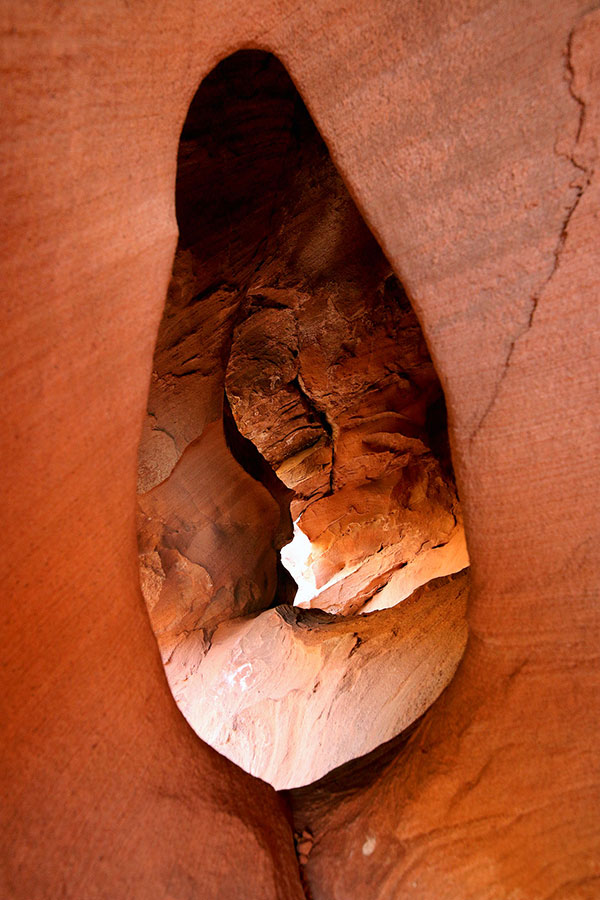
xmin=176 ymin=572 xmax=468 ymax=789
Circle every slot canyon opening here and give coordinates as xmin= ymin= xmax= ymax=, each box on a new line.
xmin=136 ymin=50 xmax=470 ymax=791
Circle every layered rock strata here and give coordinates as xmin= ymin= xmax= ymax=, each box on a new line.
xmin=225 ymin=276 xmax=469 ymax=615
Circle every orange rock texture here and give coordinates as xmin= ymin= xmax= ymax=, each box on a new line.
xmin=1 ymin=2 xmax=599 ymax=899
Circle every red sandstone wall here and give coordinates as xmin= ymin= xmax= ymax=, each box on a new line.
xmin=1 ymin=1 xmax=598 ymax=898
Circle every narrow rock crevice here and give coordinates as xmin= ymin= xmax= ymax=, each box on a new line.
xmin=136 ymin=49 xmax=470 ymax=790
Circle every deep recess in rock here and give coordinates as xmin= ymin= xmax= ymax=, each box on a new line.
xmin=136 ymin=50 xmax=470 ymax=790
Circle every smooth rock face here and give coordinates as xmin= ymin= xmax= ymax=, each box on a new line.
xmin=137 ymin=422 xmax=281 ymax=655
xmin=2 ymin=2 xmax=599 ymax=899
xmin=178 ymin=572 xmax=468 ymax=789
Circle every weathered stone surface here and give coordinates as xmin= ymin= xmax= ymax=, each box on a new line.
xmin=177 ymin=571 xmax=469 ymax=789
xmin=285 ymin=455 xmax=467 ymax=615
xmin=226 ymin=306 xmax=333 ymax=494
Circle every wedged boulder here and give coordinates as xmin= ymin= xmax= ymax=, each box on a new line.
xmin=178 ymin=570 xmax=469 ymax=789
xmin=224 ymin=279 xmax=469 ymax=616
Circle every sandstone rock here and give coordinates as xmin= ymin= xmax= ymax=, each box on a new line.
xmin=179 ymin=571 xmax=468 ymax=789
xmin=226 ymin=306 xmax=333 ymax=495
xmin=3 ymin=5 xmax=598 ymax=900
xmin=221 ymin=141 xmax=469 ymax=618
xmin=289 ymin=7 xmax=600 ymax=900
xmin=284 ymin=457 xmax=467 ymax=615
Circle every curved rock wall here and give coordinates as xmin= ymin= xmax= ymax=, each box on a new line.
xmin=1 ymin=2 xmax=598 ymax=899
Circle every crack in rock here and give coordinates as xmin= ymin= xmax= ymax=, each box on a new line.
xmin=470 ymin=23 xmax=592 ymax=444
